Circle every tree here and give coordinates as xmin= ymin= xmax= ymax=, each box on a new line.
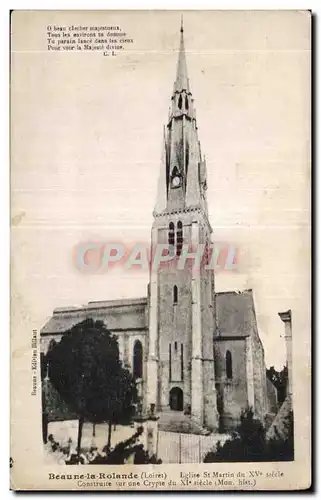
xmin=47 ymin=318 xmax=137 ymax=455
xmin=266 ymin=365 xmax=288 ymax=404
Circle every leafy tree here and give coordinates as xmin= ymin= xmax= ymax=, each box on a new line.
xmin=47 ymin=318 xmax=137 ymax=455
xmin=266 ymin=365 xmax=288 ymax=404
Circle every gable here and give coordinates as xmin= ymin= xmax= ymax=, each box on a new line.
xmin=216 ymin=289 xmax=256 ymax=338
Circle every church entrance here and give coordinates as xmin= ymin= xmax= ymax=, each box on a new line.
xmin=169 ymin=387 xmax=184 ymax=411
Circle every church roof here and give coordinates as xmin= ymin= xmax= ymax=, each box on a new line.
xmin=41 ymin=297 xmax=148 ymax=336
xmin=41 ymin=289 xmax=259 ymax=340
xmin=216 ymin=289 xmax=257 ymax=338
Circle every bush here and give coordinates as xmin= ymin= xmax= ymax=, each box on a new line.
xmin=204 ymin=408 xmax=294 ymax=463
xmin=267 ymin=410 xmax=294 ymax=461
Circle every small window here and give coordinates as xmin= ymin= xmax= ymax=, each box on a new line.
xmin=226 ymin=350 xmax=233 ymax=379
xmin=174 ymin=341 xmax=178 ymax=351
xmin=173 ymin=285 xmax=178 ymax=304
xmin=178 ymin=94 xmax=183 ymax=109
xmin=169 ymin=222 xmax=175 ymax=255
xmin=133 ymin=340 xmax=143 ymax=379
xmin=185 ymin=95 xmax=189 ymax=110
xmin=176 ymin=220 xmax=183 ymax=257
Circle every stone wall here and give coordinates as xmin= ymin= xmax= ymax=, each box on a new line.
xmin=250 ymin=305 xmax=268 ymax=421
xmin=214 ymin=338 xmax=248 ymax=430
xmin=156 ymin=222 xmax=193 ymax=411
xmin=266 ymin=378 xmax=278 ymax=414
xmin=200 ymin=239 xmax=218 ymax=430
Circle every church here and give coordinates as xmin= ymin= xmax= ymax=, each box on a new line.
xmin=41 ymin=22 xmax=269 ymax=433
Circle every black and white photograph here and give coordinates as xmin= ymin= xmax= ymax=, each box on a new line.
xmin=10 ymin=9 xmax=311 ymax=490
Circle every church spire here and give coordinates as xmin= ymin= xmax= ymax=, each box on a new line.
xmin=154 ymin=20 xmax=208 ymax=217
xmin=173 ymin=16 xmax=190 ymax=93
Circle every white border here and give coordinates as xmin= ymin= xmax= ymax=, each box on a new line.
xmin=3 ymin=1 xmax=317 ymax=498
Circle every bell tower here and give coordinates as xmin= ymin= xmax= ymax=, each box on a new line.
xmin=146 ymin=20 xmax=219 ymax=431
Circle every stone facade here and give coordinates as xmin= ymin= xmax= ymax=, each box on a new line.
xmin=41 ymin=289 xmax=267 ymax=431
xmin=40 ymin=23 xmax=269 ymax=434
xmin=213 ymin=290 xmax=268 ymax=430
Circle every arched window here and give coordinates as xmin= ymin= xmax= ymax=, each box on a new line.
xmin=173 ymin=285 xmax=178 ymax=304
xmin=178 ymin=94 xmax=183 ymax=109
xmin=185 ymin=95 xmax=189 ymax=110
xmin=169 ymin=222 xmax=175 ymax=256
xmin=226 ymin=350 xmax=233 ymax=379
xmin=176 ymin=220 xmax=183 ymax=257
xmin=133 ymin=340 xmax=143 ymax=379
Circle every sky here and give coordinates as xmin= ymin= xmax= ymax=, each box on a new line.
xmin=11 ymin=10 xmax=311 ymax=369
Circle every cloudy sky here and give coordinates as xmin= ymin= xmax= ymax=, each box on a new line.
xmin=11 ymin=10 xmax=310 ymax=369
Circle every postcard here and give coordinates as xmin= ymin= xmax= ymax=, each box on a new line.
xmin=10 ymin=10 xmax=311 ymax=490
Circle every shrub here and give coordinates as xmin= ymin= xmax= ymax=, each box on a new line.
xmin=204 ymin=408 xmax=294 ymax=463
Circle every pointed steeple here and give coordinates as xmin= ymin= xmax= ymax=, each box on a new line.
xmin=154 ymin=20 xmax=209 ymax=217
xmin=173 ymin=16 xmax=190 ymax=93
